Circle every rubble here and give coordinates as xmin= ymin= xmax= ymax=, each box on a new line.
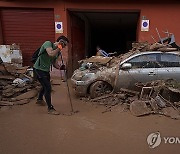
xmin=74 ymin=32 xmax=180 ymax=97
xmin=0 ymin=48 xmax=39 ymax=110
xmin=73 ymin=31 xmax=180 ymax=119
xmin=0 ymin=43 xmax=62 ymax=111
xmin=86 ymin=79 xmax=180 ymax=120
xmin=0 ymin=70 xmax=39 ymax=107
xmin=0 ymin=60 xmax=61 ymax=111
xmin=10 ymin=89 xmax=39 ymax=101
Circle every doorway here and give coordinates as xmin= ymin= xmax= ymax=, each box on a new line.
xmin=68 ymin=10 xmax=140 ymax=73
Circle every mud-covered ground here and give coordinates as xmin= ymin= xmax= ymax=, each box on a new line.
xmin=0 ymin=78 xmax=179 ymax=154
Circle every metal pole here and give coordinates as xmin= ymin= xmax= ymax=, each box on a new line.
xmin=59 ymin=52 xmax=74 ymax=112
xmin=151 ymin=35 xmax=157 ymax=43
xmin=156 ymin=28 xmax=163 ymax=44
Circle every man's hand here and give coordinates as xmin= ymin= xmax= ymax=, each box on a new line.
xmin=58 ymin=44 xmax=63 ymax=50
xmin=60 ymin=64 xmax=66 ymax=70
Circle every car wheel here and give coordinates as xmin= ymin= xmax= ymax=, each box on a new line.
xmin=89 ymin=81 xmax=112 ymax=98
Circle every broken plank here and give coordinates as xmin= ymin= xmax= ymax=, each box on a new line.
xmin=0 ymin=101 xmax=14 ymax=106
xmin=11 ymin=89 xmax=38 ymax=101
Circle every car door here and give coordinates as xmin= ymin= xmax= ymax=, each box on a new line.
xmin=116 ymin=53 xmax=159 ymax=91
xmin=157 ymin=53 xmax=180 ymax=82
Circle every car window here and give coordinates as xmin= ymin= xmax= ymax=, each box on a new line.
xmin=159 ymin=53 xmax=180 ymax=67
xmin=127 ymin=53 xmax=160 ymax=68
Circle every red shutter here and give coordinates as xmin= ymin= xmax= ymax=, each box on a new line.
xmin=1 ymin=8 xmax=55 ymax=66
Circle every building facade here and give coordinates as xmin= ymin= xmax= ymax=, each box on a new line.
xmin=0 ymin=0 xmax=180 ymax=75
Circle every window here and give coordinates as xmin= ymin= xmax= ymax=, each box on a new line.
xmin=128 ymin=53 xmax=160 ymax=68
xmin=159 ymin=53 xmax=180 ymax=67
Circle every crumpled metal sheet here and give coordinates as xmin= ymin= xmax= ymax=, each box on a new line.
xmin=155 ymin=95 xmax=166 ymax=108
xmin=161 ymin=107 xmax=180 ymax=120
xmin=130 ymin=100 xmax=152 ymax=116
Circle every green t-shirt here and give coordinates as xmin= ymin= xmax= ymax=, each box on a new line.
xmin=33 ymin=41 xmax=58 ymax=72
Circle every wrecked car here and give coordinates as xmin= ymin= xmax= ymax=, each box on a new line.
xmin=71 ymin=51 xmax=180 ymax=98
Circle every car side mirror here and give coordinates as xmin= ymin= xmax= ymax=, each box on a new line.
xmin=120 ymin=63 xmax=132 ymax=70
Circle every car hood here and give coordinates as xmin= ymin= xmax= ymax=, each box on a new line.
xmin=72 ymin=65 xmax=117 ymax=86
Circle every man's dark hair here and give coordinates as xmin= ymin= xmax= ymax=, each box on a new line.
xmin=56 ymin=35 xmax=69 ymax=43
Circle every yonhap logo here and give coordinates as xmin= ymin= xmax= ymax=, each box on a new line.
xmin=147 ymin=132 xmax=180 ymax=149
xmin=147 ymin=132 xmax=161 ymax=148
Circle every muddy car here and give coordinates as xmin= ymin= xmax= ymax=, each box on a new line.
xmin=71 ymin=51 xmax=180 ymax=98
xmin=71 ymin=56 xmax=117 ymax=98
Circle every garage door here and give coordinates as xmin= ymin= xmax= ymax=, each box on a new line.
xmin=1 ymin=8 xmax=55 ymax=66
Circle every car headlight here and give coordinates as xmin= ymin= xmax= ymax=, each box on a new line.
xmin=81 ymin=73 xmax=95 ymax=81
xmin=72 ymin=72 xmax=84 ymax=80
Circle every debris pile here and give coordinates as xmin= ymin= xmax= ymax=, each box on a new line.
xmin=0 ymin=43 xmax=63 ymax=111
xmin=78 ymin=56 xmax=119 ymax=72
xmin=76 ymin=33 xmax=180 ymax=75
xmin=89 ymin=79 xmax=180 ymax=119
xmin=74 ymin=32 xmax=180 ymax=119
xmin=120 ymin=40 xmax=179 ymax=63
xmin=0 ymin=44 xmax=40 ymax=108
xmin=131 ymin=32 xmax=180 ymax=53
xmin=0 ymin=61 xmax=62 ymax=110
xmin=131 ymin=41 xmax=178 ymax=53
xmin=0 ymin=60 xmax=40 ymax=107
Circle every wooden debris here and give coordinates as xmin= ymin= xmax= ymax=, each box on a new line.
xmin=90 ymin=93 xmax=115 ymax=102
xmin=174 ymin=101 xmax=180 ymax=107
xmin=0 ymin=63 xmax=8 ymax=75
xmin=161 ymin=107 xmax=180 ymax=120
xmin=79 ymin=56 xmax=113 ymax=65
xmin=11 ymin=89 xmax=38 ymax=101
xmin=149 ymin=43 xmax=167 ymax=50
xmin=0 ymin=101 xmax=14 ymax=106
xmin=158 ymin=47 xmax=177 ymax=52
xmin=3 ymin=85 xmax=14 ymax=90
xmin=16 ymin=66 xmax=29 ymax=74
xmin=0 ymin=80 xmax=9 ymax=87
xmin=13 ymin=99 xmax=30 ymax=105
xmin=0 ymin=75 xmax=15 ymax=80
xmin=120 ymin=88 xmax=139 ymax=96
xmin=0 ymin=53 xmax=55 ymax=109
xmin=2 ymin=87 xmax=27 ymax=97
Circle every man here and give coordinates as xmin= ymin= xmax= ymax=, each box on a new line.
xmin=33 ymin=35 xmax=69 ymax=115
xmin=96 ymin=46 xmax=109 ymax=57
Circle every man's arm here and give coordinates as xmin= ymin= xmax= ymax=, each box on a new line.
xmin=46 ymin=47 xmax=60 ymax=57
